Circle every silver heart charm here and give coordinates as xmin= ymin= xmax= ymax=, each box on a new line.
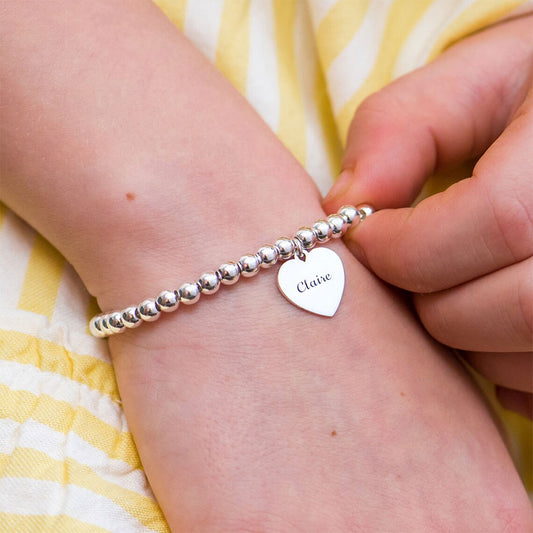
xmin=277 ymin=247 xmax=345 ymax=317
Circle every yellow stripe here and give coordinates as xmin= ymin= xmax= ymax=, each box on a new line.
xmin=0 ymin=330 xmax=119 ymax=403
xmin=0 ymin=203 xmax=7 ymax=231
xmin=315 ymin=0 xmax=371 ymax=70
xmin=17 ymin=234 xmax=65 ymax=320
xmin=215 ymin=0 xmax=251 ymax=96
xmin=153 ymin=0 xmax=188 ymax=31
xmin=313 ymin=62 xmax=342 ymax=178
xmin=428 ymin=0 xmax=527 ymax=61
xmin=1 ymin=449 xmax=167 ymax=531
xmin=0 ymin=385 xmax=140 ymax=468
xmin=336 ymin=0 xmax=433 ymax=142
xmin=503 ymin=411 xmax=533 ymax=492
xmin=0 ymin=513 xmax=110 ymax=533
xmin=273 ymin=0 xmax=306 ymax=165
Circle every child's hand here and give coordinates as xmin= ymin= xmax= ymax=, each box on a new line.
xmin=323 ymin=15 xmax=533 ymax=418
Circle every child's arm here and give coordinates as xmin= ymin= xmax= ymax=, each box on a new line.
xmin=324 ymin=15 xmax=533 ymax=419
xmin=2 ymin=1 xmax=531 ymax=529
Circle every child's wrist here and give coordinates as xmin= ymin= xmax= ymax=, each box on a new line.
xmin=76 ymin=163 xmax=325 ymax=312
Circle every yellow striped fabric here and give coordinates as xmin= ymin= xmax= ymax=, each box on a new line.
xmin=1 ymin=1 xmax=532 ymax=530
xmin=0 ymin=207 xmax=168 ymax=531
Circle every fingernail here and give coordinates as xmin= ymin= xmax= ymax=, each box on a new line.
xmin=323 ymin=168 xmax=354 ymax=206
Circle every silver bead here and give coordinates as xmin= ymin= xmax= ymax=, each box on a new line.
xmin=179 ymin=282 xmax=201 ymax=304
xmin=138 ymin=299 xmax=161 ymax=321
xmin=275 ymin=238 xmax=295 ymax=260
xmin=199 ymin=271 xmax=221 ymax=294
xmin=327 ymin=214 xmax=347 ymax=238
xmin=312 ymin=220 xmax=333 ymax=243
xmin=218 ymin=262 xmax=241 ymax=285
xmin=239 ymin=254 xmax=261 ymax=277
xmin=156 ymin=289 xmax=179 ymax=312
xmin=295 ymin=227 xmax=317 ymax=250
xmin=356 ymin=204 xmax=375 ymax=220
xmin=89 ymin=316 xmax=106 ymax=337
xmin=107 ymin=311 xmax=125 ymax=334
xmin=100 ymin=315 xmax=113 ymax=336
xmin=338 ymin=205 xmax=359 ymax=225
xmin=258 ymin=245 xmax=279 ymax=268
xmin=122 ymin=306 xmax=142 ymax=328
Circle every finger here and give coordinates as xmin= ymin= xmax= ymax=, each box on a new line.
xmin=413 ymin=257 xmax=533 ymax=352
xmin=466 ymin=352 xmax=533 ymax=393
xmin=322 ymin=15 xmax=533 ymax=212
xmin=496 ymin=387 xmax=533 ymax=420
xmin=343 ymin=87 xmax=533 ymax=293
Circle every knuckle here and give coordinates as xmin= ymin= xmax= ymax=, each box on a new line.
xmin=484 ymin=183 xmax=533 ymax=262
xmin=356 ymin=90 xmax=389 ymax=116
xmin=356 ymin=87 xmax=408 ymax=123
xmin=349 ymin=91 xmax=399 ymax=143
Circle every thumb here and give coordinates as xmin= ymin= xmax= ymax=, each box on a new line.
xmin=322 ymin=14 xmax=533 ymax=212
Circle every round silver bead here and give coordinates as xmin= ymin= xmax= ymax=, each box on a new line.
xmin=107 ymin=311 xmax=125 ymax=334
xmin=218 ymin=262 xmax=241 ymax=285
xmin=90 ymin=316 xmax=106 ymax=337
xmin=295 ymin=227 xmax=317 ymax=250
xmin=122 ymin=306 xmax=142 ymax=328
xmin=100 ymin=315 xmax=113 ymax=336
xmin=327 ymin=214 xmax=347 ymax=238
xmin=179 ymin=282 xmax=201 ymax=304
xmin=312 ymin=220 xmax=332 ymax=243
xmin=156 ymin=289 xmax=179 ymax=312
xmin=338 ymin=205 xmax=359 ymax=225
xmin=275 ymin=238 xmax=295 ymax=260
xmin=239 ymin=254 xmax=261 ymax=277
xmin=258 ymin=245 xmax=279 ymax=268
xmin=199 ymin=271 xmax=221 ymax=294
xmin=356 ymin=204 xmax=375 ymax=220
xmin=138 ymin=299 xmax=161 ymax=321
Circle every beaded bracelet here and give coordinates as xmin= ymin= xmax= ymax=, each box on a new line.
xmin=89 ymin=204 xmax=374 ymax=337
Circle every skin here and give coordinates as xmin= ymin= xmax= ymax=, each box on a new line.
xmin=324 ymin=15 xmax=533 ymax=420
xmin=1 ymin=1 xmax=532 ymax=530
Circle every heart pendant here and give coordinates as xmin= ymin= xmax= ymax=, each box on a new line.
xmin=277 ymin=247 xmax=345 ymax=317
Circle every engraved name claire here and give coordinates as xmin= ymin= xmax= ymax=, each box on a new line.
xmin=296 ymin=273 xmax=333 ymax=293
